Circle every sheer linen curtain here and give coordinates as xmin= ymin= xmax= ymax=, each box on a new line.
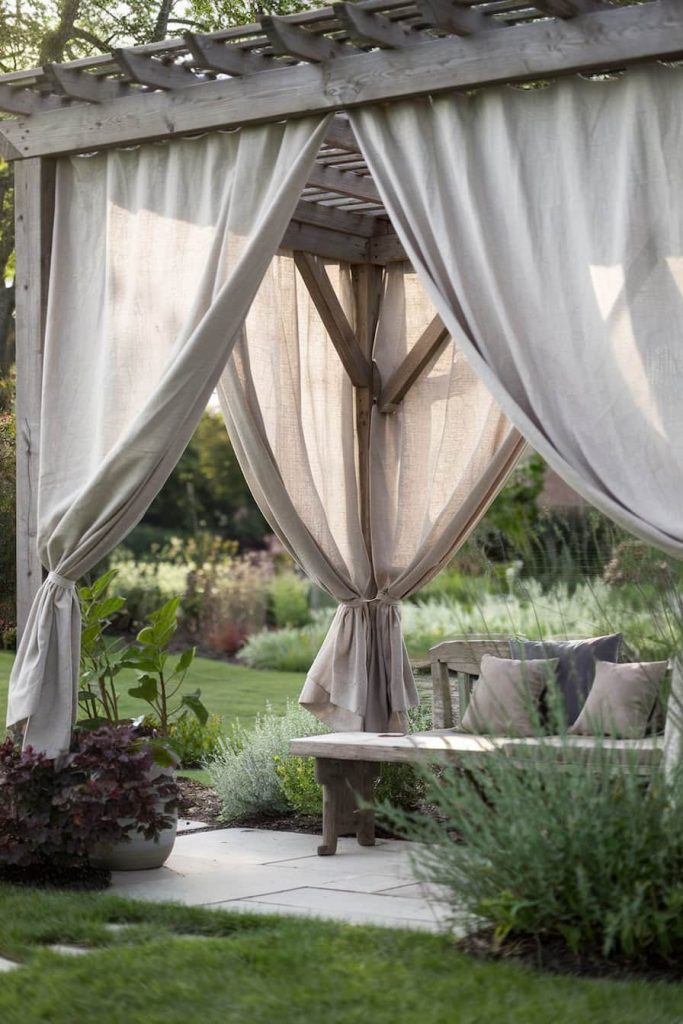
xmin=219 ymin=257 xmax=523 ymax=731
xmin=350 ymin=66 xmax=683 ymax=557
xmin=8 ymin=117 xmax=330 ymax=756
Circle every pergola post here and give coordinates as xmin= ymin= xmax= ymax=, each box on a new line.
xmin=352 ymin=264 xmax=384 ymax=555
xmin=14 ymin=158 xmax=55 ymax=638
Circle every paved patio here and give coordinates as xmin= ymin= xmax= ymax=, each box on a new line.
xmin=108 ymin=821 xmax=457 ymax=934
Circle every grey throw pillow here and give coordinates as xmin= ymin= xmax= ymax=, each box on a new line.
xmin=569 ymin=659 xmax=669 ymax=738
xmin=508 ymin=634 xmax=622 ymax=727
xmin=461 ymin=654 xmax=559 ymax=737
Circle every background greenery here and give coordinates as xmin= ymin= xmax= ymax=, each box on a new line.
xmin=0 ymin=650 xmax=304 ymax=734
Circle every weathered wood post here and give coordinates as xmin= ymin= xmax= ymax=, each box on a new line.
xmin=14 ymin=158 xmax=55 ymax=639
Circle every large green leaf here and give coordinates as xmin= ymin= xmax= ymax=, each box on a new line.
xmin=128 ymin=675 xmax=159 ymax=703
xmin=175 ymin=647 xmax=195 ymax=674
xmin=89 ymin=568 xmax=119 ymax=600
xmin=146 ymin=738 xmax=181 ymax=768
xmin=180 ymin=691 xmax=209 ymax=726
xmin=90 ymin=595 xmax=126 ymax=620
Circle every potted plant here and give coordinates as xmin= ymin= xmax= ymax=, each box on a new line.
xmin=0 ymin=724 xmax=177 ymax=887
xmin=75 ymin=571 xmax=211 ymax=870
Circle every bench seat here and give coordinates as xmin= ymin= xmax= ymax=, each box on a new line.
xmin=290 ymin=730 xmax=663 ymax=855
xmin=289 ymin=637 xmax=671 ymax=855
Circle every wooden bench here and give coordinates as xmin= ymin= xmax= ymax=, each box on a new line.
xmin=290 ymin=638 xmax=665 ymax=855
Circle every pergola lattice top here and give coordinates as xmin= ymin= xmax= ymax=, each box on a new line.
xmin=0 ymin=0 xmax=681 ymax=267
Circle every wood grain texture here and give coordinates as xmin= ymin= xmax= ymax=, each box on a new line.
xmin=280 ymin=222 xmax=369 ymax=263
xmin=1 ymin=1 xmax=679 ymax=160
xmin=294 ymin=252 xmax=372 ymax=386
xmin=14 ymin=159 xmax=55 ymax=637
xmin=307 ymin=162 xmax=382 ymax=204
xmin=378 ymin=315 xmax=449 ymax=412
xmin=352 ymin=264 xmax=384 ymax=560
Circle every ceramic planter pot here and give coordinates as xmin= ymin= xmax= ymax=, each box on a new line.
xmin=90 ymin=763 xmax=178 ymax=871
xmin=90 ymin=813 xmax=178 ymax=871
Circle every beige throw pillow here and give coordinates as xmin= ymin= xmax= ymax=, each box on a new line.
xmin=461 ymin=655 xmax=559 ymax=737
xmin=569 ymin=659 xmax=668 ymax=739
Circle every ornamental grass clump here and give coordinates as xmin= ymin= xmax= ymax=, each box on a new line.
xmin=379 ymin=747 xmax=683 ymax=964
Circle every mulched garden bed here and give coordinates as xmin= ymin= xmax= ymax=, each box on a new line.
xmin=459 ymin=928 xmax=683 ymax=985
xmin=176 ymin=776 xmax=403 ymax=838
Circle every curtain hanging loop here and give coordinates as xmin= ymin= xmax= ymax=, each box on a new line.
xmin=341 ymin=596 xmax=400 ymax=608
xmin=46 ymin=571 xmax=76 ymax=590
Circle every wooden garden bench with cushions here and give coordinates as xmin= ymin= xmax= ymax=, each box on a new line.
xmin=290 ymin=637 xmax=667 ymax=856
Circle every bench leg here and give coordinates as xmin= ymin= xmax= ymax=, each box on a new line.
xmin=314 ymin=759 xmax=381 ymax=856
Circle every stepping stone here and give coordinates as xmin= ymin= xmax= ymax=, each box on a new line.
xmin=47 ymin=945 xmax=91 ymax=956
xmin=0 ymin=956 xmax=20 ymax=972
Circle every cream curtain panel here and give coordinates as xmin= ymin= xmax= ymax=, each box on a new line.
xmin=219 ymin=258 xmax=523 ymax=731
xmin=7 ymin=117 xmax=330 ymax=756
xmin=350 ymin=66 xmax=683 ymax=558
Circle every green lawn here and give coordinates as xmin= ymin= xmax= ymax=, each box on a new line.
xmin=0 ymin=650 xmax=305 ymax=735
xmin=0 ymin=887 xmax=680 ymax=1024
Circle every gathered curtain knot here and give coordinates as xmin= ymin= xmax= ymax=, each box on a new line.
xmin=341 ymin=596 xmax=400 ymax=609
xmin=47 ymin=571 xmax=76 ymax=591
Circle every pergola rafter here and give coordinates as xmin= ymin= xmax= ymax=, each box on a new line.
xmin=3 ymin=0 xmax=681 ymax=632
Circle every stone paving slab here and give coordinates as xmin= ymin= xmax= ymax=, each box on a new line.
xmin=109 ymin=828 xmax=455 ymax=933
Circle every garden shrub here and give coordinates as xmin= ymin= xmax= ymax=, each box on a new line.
xmin=276 ymin=703 xmax=434 ymax=817
xmin=269 ymin=572 xmax=311 ymax=628
xmin=168 ymin=713 xmax=225 ymax=769
xmin=378 ymin=746 xmax=683 ymax=963
xmin=185 ymin=553 xmax=270 ymax=653
xmin=239 ymin=613 xmax=331 ymax=671
xmin=106 ymin=557 xmax=189 ymax=629
xmin=207 ymin=701 xmax=327 ymax=822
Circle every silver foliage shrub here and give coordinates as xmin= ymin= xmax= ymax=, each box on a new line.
xmin=207 ymin=700 xmax=328 ymax=822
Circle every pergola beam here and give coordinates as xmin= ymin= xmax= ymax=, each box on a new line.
xmin=43 ymin=64 xmax=133 ymax=103
xmin=378 ymin=316 xmax=450 ymax=412
xmin=293 ymin=252 xmax=372 ymax=386
xmin=262 ymin=16 xmax=352 ymax=61
xmin=415 ymin=0 xmax=490 ymax=36
xmin=0 ymin=85 xmax=65 ymax=117
xmin=183 ymin=32 xmax=268 ymax=76
xmin=115 ymin=49 xmax=198 ymax=90
xmin=1 ymin=1 xmax=679 ymax=161
xmin=334 ymin=3 xmax=422 ymax=48
xmin=307 ymin=163 xmax=382 ymax=204
xmin=534 ymin=1 xmax=611 ymax=16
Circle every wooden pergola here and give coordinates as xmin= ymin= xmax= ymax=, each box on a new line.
xmin=1 ymin=0 xmax=681 ymax=635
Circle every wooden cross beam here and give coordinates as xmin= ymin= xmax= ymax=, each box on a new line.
xmin=415 ymin=0 xmax=490 ymax=36
xmin=534 ymin=0 xmax=612 ymax=16
xmin=0 ymin=85 xmax=65 ymax=116
xmin=307 ymin=163 xmax=382 ymax=204
xmin=115 ymin=49 xmax=199 ymax=89
xmin=261 ymin=16 xmax=352 ymax=61
xmin=378 ymin=315 xmax=450 ymax=412
xmin=293 ymin=252 xmax=372 ymax=387
xmin=1 ymin=1 xmax=680 ymax=161
xmin=184 ymin=32 xmax=268 ymax=75
xmin=43 ymin=64 xmax=133 ymax=103
xmin=334 ymin=4 xmax=423 ymax=48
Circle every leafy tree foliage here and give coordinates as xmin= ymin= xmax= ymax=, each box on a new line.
xmin=143 ymin=411 xmax=269 ymax=549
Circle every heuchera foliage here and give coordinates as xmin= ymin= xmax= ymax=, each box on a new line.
xmin=0 ymin=725 xmax=178 ymax=870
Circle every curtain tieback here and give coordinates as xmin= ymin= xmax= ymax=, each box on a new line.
xmin=342 ymin=596 xmax=400 ymax=609
xmin=47 ymin=571 xmax=76 ymax=590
